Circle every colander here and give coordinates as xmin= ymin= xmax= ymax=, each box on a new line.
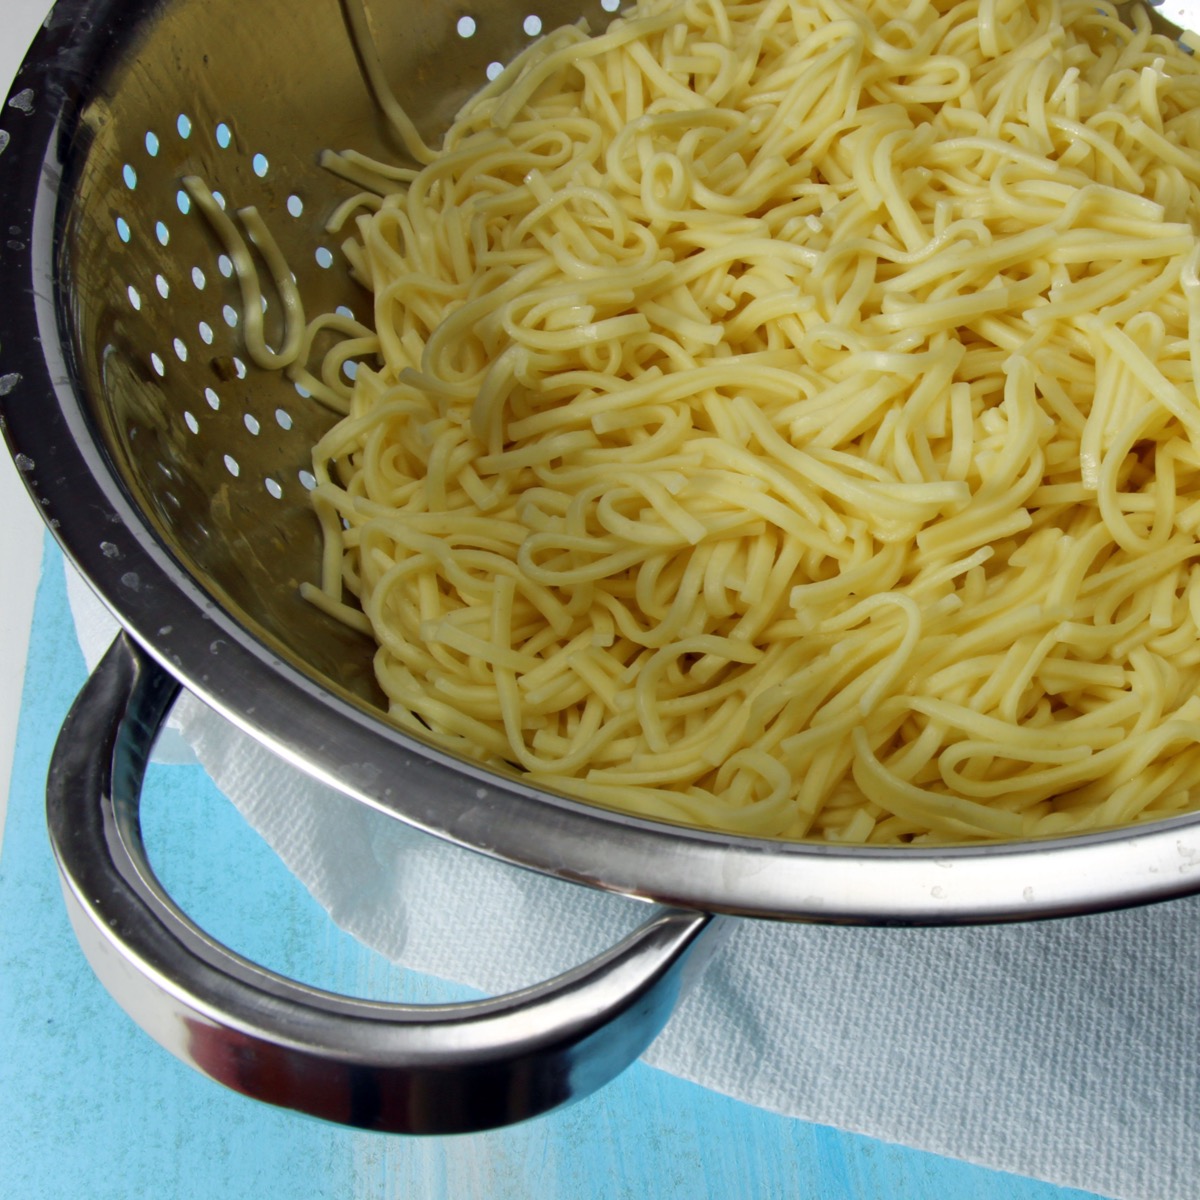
xmin=6 ymin=0 xmax=1200 ymax=1137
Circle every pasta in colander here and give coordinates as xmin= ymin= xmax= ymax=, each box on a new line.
xmin=289 ymin=0 xmax=1200 ymax=843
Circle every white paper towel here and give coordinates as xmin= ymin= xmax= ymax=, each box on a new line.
xmin=66 ymin=560 xmax=1200 ymax=1200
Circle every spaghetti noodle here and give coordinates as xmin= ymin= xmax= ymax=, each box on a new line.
xmin=300 ymin=0 xmax=1200 ymax=843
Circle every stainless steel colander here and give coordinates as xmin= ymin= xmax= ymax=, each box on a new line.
xmin=6 ymin=0 xmax=1200 ymax=1136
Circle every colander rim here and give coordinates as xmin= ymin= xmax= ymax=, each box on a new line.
xmin=5 ymin=0 xmax=1200 ymax=924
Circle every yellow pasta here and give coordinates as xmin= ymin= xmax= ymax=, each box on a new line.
xmin=301 ymin=0 xmax=1200 ymax=844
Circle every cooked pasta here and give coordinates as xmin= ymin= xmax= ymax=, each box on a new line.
xmin=300 ymin=0 xmax=1200 ymax=843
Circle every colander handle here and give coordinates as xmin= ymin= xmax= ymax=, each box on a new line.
xmin=46 ymin=633 xmax=721 ymax=1133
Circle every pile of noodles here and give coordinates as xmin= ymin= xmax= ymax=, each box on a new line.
xmin=289 ymin=0 xmax=1200 ymax=843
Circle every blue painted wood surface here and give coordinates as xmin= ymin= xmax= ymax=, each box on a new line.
xmin=0 ymin=544 xmax=1110 ymax=1199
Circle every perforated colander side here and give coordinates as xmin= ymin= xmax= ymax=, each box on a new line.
xmin=57 ymin=0 xmax=624 ymax=702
